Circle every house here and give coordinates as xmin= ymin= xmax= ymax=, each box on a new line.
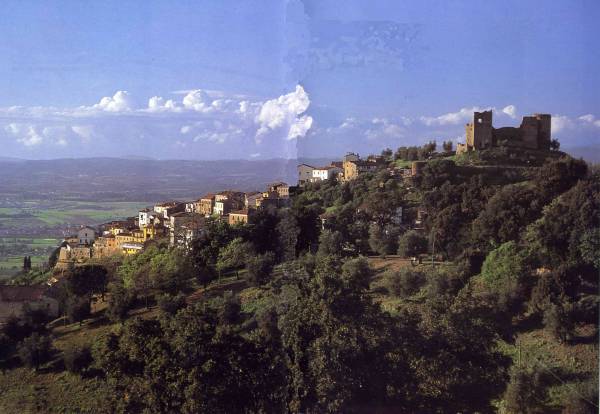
xmin=93 ymin=234 xmax=120 ymax=258
xmin=170 ymin=212 xmax=206 ymax=247
xmin=138 ymin=208 xmax=158 ymax=227
xmin=245 ymin=191 xmax=262 ymax=209
xmin=213 ymin=191 xmax=244 ymax=216
xmin=77 ymin=226 xmax=96 ymax=245
xmin=311 ymin=165 xmax=343 ymax=182
xmin=343 ymin=156 xmax=385 ymax=181
xmin=0 ymin=286 xmax=59 ymax=323
xmin=196 ymin=194 xmax=216 ymax=216
xmin=228 ymin=209 xmax=253 ymax=225
xmin=154 ymin=201 xmax=185 ymax=220
xmin=268 ymin=182 xmax=289 ymax=198
xmin=297 ymin=164 xmax=315 ymax=186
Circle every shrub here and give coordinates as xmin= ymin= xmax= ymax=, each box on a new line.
xmin=246 ymin=252 xmax=275 ymax=286
xmin=157 ymin=293 xmax=187 ymax=315
xmin=397 ymin=230 xmax=428 ymax=257
xmin=106 ymin=282 xmax=133 ymax=324
xmin=17 ymin=333 xmax=53 ymax=370
xmin=503 ymin=366 xmax=548 ymax=414
xmin=66 ymin=297 xmax=91 ymax=325
xmin=385 ymin=268 xmax=426 ymax=297
xmin=64 ymin=345 xmax=93 ymax=374
xmin=543 ymin=302 xmax=574 ymax=343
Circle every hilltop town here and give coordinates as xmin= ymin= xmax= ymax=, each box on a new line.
xmin=0 ymin=111 xmax=597 ymax=413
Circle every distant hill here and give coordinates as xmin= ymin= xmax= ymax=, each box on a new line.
xmin=0 ymin=157 xmax=336 ymax=202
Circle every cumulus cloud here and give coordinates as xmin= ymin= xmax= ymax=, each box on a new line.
xmin=92 ymin=90 xmax=135 ymax=112
xmin=502 ymin=105 xmax=517 ymax=118
xmin=255 ymin=85 xmax=313 ymax=142
xmin=420 ymin=107 xmax=489 ymax=126
xmin=148 ymin=96 xmax=178 ymax=111
xmin=5 ymin=123 xmax=43 ymax=146
xmin=578 ymin=114 xmax=600 ymax=128
xmin=551 ymin=115 xmax=574 ymax=134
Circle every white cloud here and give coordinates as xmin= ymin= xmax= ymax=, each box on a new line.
xmin=5 ymin=123 xmax=43 ymax=146
xmin=148 ymin=96 xmax=178 ymax=112
xmin=420 ymin=106 xmax=488 ymax=126
xmin=92 ymin=90 xmax=134 ymax=112
xmin=551 ymin=115 xmax=573 ymax=134
xmin=502 ymin=105 xmax=517 ymax=118
xmin=578 ymin=114 xmax=600 ymax=128
xmin=182 ymin=89 xmax=211 ymax=112
xmin=71 ymin=125 xmax=94 ymax=141
xmin=255 ymin=85 xmax=313 ymax=141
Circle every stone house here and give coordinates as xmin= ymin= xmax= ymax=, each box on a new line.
xmin=196 ymin=194 xmax=216 ymax=216
xmin=297 ymin=164 xmax=315 ymax=186
xmin=77 ymin=226 xmax=96 ymax=245
xmin=170 ymin=212 xmax=206 ymax=247
xmin=0 ymin=286 xmax=59 ymax=323
xmin=228 ymin=209 xmax=253 ymax=225
xmin=154 ymin=201 xmax=185 ymax=220
xmin=245 ymin=191 xmax=262 ymax=209
xmin=311 ymin=165 xmax=343 ymax=182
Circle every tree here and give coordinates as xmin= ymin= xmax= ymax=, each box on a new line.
xmin=63 ymin=345 xmax=93 ymax=374
xmin=397 ymin=230 xmax=428 ymax=257
xmin=23 ymin=256 xmax=31 ymax=272
xmin=277 ymin=210 xmax=300 ymax=261
xmin=157 ymin=293 xmax=187 ymax=315
xmin=368 ymin=223 xmax=400 ymax=256
xmin=17 ymin=333 xmax=53 ymax=370
xmin=66 ymin=265 xmax=108 ymax=299
xmin=246 ymin=252 xmax=275 ymax=286
xmin=196 ymin=265 xmax=217 ymax=287
xmin=543 ymin=302 xmax=574 ymax=343
xmin=216 ymin=238 xmax=254 ymax=276
xmin=384 ymin=268 xmax=426 ymax=297
xmin=66 ymin=296 xmax=91 ymax=325
xmin=481 ymin=241 xmax=529 ymax=312
xmin=503 ymin=366 xmax=548 ymax=414
xmin=106 ymin=281 xmax=132 ymax=324
xmin=148 ymin=249 xmax=193 ymax=293
xmin=442 ymin=140 xmax=453 ymax=152
xmin=316 ymin=229 xmax=344 ymax=257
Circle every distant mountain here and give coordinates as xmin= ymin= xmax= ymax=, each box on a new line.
xmin=0 ymin=157 xmax=339 ymax=202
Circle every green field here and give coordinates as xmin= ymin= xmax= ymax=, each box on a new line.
xmin=0 ymin=200 xmax=150 ymax=279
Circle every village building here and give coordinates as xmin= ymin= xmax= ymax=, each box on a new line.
xmin=0 ymin=286 xmax=59 ymax=323
xmin=77 ymin=226 xmax=96 ymax=245
xmin=311 ymin=165 xmax=343 ymax=182
xmin=213 ymin=191 xmax=244 ymax=216
xmin=244 ymin=191 xmax=262 ymax=209
xmin=196 ymin=194 xmax=216 ymax=216
xmin=138 ymin=208 xmax=159 ymax=227
xmin=268 ymin=182 xmax=290 ymax=198
xmin=55 ymin=244 xmax=92 ymax=270
xmin=456 ymin=110 xmax=552 ymax=154
xmin=154 ymin=201 xmax=185 ymax=220
xmin=170 ymin=212 xmax=205 ymax=247
xmin=343 ymin=157 xmax=385 ymax=181
xmin=297 ymin=164 xmax=315 ymax=186
xmin=228 ymin=209 xmax=253 ymax=225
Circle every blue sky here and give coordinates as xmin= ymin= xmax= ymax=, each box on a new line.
xmin=0 ymin=0 xmax=598 ymax=159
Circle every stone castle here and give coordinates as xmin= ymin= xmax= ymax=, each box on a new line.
xmin=457 ymin=111 xmax=551 ymax=154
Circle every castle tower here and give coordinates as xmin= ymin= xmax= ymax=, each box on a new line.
xmin=534 ymin=113 xmax=551 ymax=150
xmin=465 ymin=110 xmax=493 ymax=150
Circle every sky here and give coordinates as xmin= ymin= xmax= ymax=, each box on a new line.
xmin=0 ymin=0 xmax=598 ymax=160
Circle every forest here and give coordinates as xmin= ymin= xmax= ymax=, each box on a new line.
xmin=0 ymin=147 xmax=598 ymax=413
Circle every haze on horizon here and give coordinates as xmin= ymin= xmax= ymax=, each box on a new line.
xmin=0 ymin=0 xmax=598 ymax=161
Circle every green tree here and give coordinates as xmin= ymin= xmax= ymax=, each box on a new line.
xmin=106 ymin=281 xmax=132 ymax=324
xmin=368 ymin=223 xmax=400 ymax=256
xmin=246 ymin=252 xmax=275 ymax=286
xmin=66 ymin=297 xmax=91 ymax=325
xmin=316 ymin=229 xmax=344 ymax=257
xmin=481 ymin=241 xmax=529 ymax=311
xmin=17 ymin=333 xmax=53 ymax=370
xmin=397 ymin=230 xmax=428 ymax=257
xmin=503 ymin=366 xmax=548 ymax=414
xmin=216 ymin=237 xmax=254 ymax=276
xmin=277 ymin=210 xmax=300 ymax=261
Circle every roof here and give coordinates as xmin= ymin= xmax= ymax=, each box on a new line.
xmin=245 ymin=191 xmax=261 ymax=196
xmin=155 ymin=201 xmax=182 ymax=207
xmin=298 ymin=163 xmax=315 ymax=168
xmin=200 ymin=193 xmax=216 ymax=200
xmin=0 ymin=286 xmax=49 ymax=302
xmin=79 ymin=226 xmax=96 ymax=231
xmin=230 ymin=209 xmax=250 ymax=215
xmin=269 ymin=181 xmax=288 ymax=187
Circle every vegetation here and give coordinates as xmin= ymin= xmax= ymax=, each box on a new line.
xmin=0 ymin=146 xmax=597 ymax=413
